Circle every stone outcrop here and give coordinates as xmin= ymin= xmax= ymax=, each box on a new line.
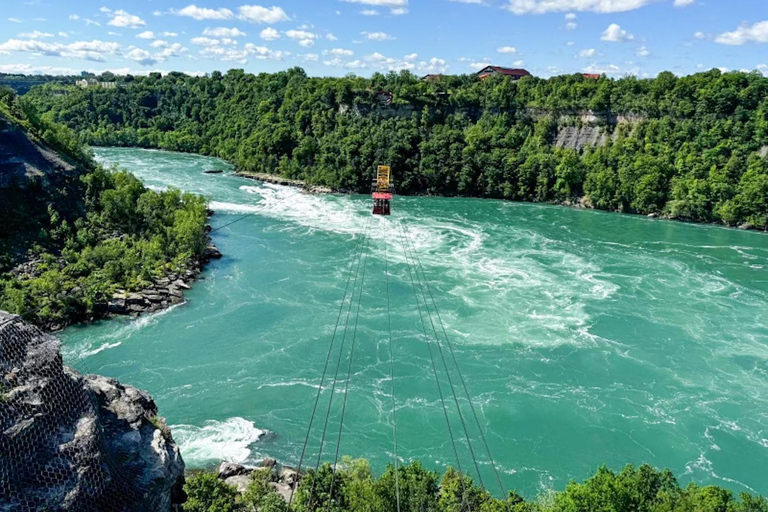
xmin=0 ymin=312 xmax=185 ymax=511
xmin=213 ymin=460 xmax=300 ymax=505
xmin=0 ymin=116 xmax=78 ymax=190
xmin=554 ymin=125 xmax=609 ymax=151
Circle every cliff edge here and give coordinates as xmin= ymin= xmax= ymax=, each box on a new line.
xmin=0 ymin=311 xmax=185 ymax=511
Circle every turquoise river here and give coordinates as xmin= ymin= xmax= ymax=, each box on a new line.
xmin=60 ymin=147 xmax=768 ymax=498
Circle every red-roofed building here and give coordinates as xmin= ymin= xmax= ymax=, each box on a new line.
xmin=477 ymin=66 xmax=532 ymax=80
xmin=582 ymin=73 xmax=601 ymax=80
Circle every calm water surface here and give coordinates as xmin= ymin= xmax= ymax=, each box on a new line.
xmin=60 ymin=147 xmax=768 ymax=497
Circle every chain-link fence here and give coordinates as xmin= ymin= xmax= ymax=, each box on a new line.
xmin=0 ymin=312 xmax=185 ymax=511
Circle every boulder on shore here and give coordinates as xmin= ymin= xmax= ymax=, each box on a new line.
xmin=0 ymin=312 xmax=186 ymax=511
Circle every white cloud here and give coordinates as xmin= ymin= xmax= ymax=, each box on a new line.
xmin=285 ymin=29 xmax=317 ymax=46
xmin=468 ymin=60 xmax=491 ymax=70
xmin=361 ymin=9 xmax=380 ymax=15
xmin=715 ymin=21 xmax=768 ymax=45
xmin=191 ymin=36 xmax=235 ymax=46
xmin=128 ymin=42 xmax=188 ymax=65
xmin=694 ymin=31 xmax=705 ymax=39
xmin=636 ymin=45 xmax=650 ymax=56
xmin=513 ymin=59 xmax=525 ymax=66
xmin=566 ymin=22 xmax=577 ymax=29
xmin=601 ymin=23 xmax=634 ymax=42
xmin=238 ymin=5 xmax=290 ymax=24
xmin=326 ymin=33 xmax=338 ymax=41
xmin=136 ymin=31 xmax=155 ymax=39
xmin=756 ymin=64 xmax=767 ymax=76
xmin=8 ymin=18 xmax=22 ymax=23
xmin=260 ymin=27 xmax=280 ymax=40
xmin=127 ymin=48 xmax=157 ymax=66
xmin=302 ymin=53 xmax=319 ymax=61
xmin=582 ymin=62 xmax=637 ymax=76
xmin=673 ymin=0 xmax=694 ymax=5
xmin=497 ymin=46 xmax=517 ymax=54
xmin=404 ymin=53 xmax=418 ymax=60
xmin=506 ymin=0 xmax=654 ymax=14
xmin=362 ymin=31 xmax=395 ymax=41
xmin=324 ymin=48 xmax=355 ymax=56
xmin=203 ymin=27 xmax=247 ymax=37
xmin=565 ymin=12 xmax=577 ymax=19
xmin=68 ymin=15 xmax=79 ymax=20
xmin=578 ymin=48 xmax=596 ymax=57
xmin=341 ymin=0 xmax=408 ymax=6
xmin=0 ymin=38 xmax=121 ymax=62
xmin=391 ymin=8 xmax=408 ymax=14
xmin=174 ymin=5 xmax=234 ymax=20
xmin=18 ymin=31 xmax=54 ymax=39
xmin=58 ymin=32 xmax=69 ymax=38
xmin=198 ymin=42 xmax=287 ymax=63
xmin=162 ymin=32 xmax=179 ymax=37
xmin=151 ymin=40 xmax=170 ymax=48
xmin=448 ymin=0 xmax=484 ymax=3
xmin=106 ymin=9 xmax=146 ymax=29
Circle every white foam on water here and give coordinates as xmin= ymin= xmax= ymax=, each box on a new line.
xmin=83 ymin=341 xmax=122 ymax=357
xmin=62 ymin=303 xmax=185 ymax=364
xmin=171 ymin=417 xmax=267 ymax=466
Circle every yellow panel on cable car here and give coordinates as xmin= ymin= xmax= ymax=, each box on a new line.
xmin=372 ymin=165 xmax=394 ymax=216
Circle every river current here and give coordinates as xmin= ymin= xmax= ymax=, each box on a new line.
xmin=60 ymin=147 xmax=768 ymax=497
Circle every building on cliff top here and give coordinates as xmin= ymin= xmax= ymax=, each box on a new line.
xmin=477 ymin=66 xmax=532 ymax=80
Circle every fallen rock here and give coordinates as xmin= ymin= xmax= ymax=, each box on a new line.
xmin=261 ymin=457 xmax=277 ymax=469
xmin=204 ymin=169 xmax=224 ymax=174
xmin=270 ymin=482 xmax=293 ymax=503
xmin=739 ymin=222 xmax=753 ymax=230
xmin=173 ymin=279 xmax=191 ymax=290
xmin=280 ymin=467 xmax=298 ymax=486
xmin=647 ymin=212 xmax=659 ymax=218
xmin=218 ymin=462 xmax=252 ymax=480
xmin=225 ymin=475 xmax=252 ymax=493
xmin=205 ymin=245 xmax=223 ymax=259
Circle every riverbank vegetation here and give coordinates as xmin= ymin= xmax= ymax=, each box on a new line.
xmin=184 ymin=459 xmax=768 ymax=512
xmin=23 ymin=68 xmax=768 ymax=229
xmin=0 ymin=88 xmax=208 ymax=329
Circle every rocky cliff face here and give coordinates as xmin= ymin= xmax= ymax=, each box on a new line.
xmin=0 ymin=115 xmax=78 ymax=190
xmin=0 ymin=312 xmax=185 ymax=511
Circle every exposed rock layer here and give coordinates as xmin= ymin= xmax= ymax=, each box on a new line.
xmin=0 ymin=312 xmax=185 ymax=511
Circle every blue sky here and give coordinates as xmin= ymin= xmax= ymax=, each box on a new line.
xmin=1 ymin=0 xmax=767 ymax=78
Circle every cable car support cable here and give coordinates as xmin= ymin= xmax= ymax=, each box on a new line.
xmin=287 ymin=217 xmax=372 ymax=512
xmin=396 ymin=221 xmax=471 ymax=510
xmin=400 ymin=221 xmax=506 ymax=497
xmin=325 ymin=221 xmax=373 ymax=512
xmin=398 ymin=221 xmax=485 ymax=490
xmin=385 ymin=236 xmax=402 ymax=512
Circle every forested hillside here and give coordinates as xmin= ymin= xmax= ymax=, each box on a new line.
xmin=25 ymin=68 xmax=768 ymax=228
xmin=0 ymin=87 xmax=209 ymax=329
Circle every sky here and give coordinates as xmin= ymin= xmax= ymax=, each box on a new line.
xmin=1 ymin=0 xmax=767 ymax=78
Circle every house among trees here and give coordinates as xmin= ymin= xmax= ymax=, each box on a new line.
xmin=582 ymin=73 xmax=601 ymax=80
xmin=476 ymin=66 xmax=532 ymax=80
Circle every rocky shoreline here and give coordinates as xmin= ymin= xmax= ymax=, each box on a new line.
xmin=212 ymin=460 xmax=299 ymax=503
xmin=236 ymin=170 xmax=334 ymax=194
xmin=105 ymin=222 xmax=222 ymax=319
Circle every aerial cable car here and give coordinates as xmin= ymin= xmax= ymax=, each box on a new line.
xmin=372 ymin=165 xmax=394 ymax=216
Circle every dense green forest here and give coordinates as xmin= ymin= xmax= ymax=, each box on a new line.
xmin=24 ymin=68 xmax=768 ymax=229
xmin=184 ymin=459 xmax=768 ymax=512
xmin=0 ymin=88 xmax=208 ymax=328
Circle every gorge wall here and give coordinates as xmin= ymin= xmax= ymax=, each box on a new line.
xmin=0 ymin=311 xmax=185 ymax=511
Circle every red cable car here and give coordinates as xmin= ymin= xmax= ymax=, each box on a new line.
xmin=372 ymin=165 xmax=394 ymax=216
